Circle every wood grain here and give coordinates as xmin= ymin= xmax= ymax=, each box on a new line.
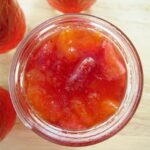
xmin=0 ymin=0 xmax=150 ymax=149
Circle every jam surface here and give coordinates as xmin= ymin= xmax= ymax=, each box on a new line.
xmin=24 ymin=25 xmax=127 ymax=130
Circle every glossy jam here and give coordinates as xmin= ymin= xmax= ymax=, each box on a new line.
xmin=24 ymin=25 xmax=127 ymax=131
xmin=47 ymin=0 xmax=96 ymax=13
xmin=0 ymin=0 xmax=26 ymax=54
xmin=0 ymin=87 xmax=16 ymax=141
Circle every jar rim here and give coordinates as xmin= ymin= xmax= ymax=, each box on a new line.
xmin=9 ymin=14 xmax=143 ymax=146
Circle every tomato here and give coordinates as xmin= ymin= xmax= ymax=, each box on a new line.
xmin=0 ymin=0 xmax=26 ymax=53
xmin=0 ymin=87 xmax=16 ymax=141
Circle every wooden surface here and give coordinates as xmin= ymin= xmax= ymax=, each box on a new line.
xmin=0 ymin=0 xmax=150 ymax=149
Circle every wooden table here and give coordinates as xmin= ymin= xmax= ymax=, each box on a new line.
xmin=0 ymin=0 xmax=150 ymax=149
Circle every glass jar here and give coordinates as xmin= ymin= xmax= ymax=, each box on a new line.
xmin=0 ymin=0 xmax=26 ymax=53
xmin=9 ymin=14 xmax=143 ymax=146
xmin=47 ymin=0 xmax=96 ymax=13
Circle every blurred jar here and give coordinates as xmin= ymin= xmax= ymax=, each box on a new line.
xmin=47 ymin=0 xmax=96 ymax=13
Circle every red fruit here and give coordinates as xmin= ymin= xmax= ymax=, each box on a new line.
xmin=0 ymin=87 xmax=16 ymax=141
xmin=0 ymin=0 xmax=26 ymax=53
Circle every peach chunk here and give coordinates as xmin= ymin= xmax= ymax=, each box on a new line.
xmin=100 ymin=39 xmax=126 ymax=81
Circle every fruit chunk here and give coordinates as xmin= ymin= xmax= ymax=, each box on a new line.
xmin=0 ymin=87 xmax=16 ymax=141
xmin=75 ymin=29 xmax=102 ymax=52
xmin=57 ymin=27 xmax=102 ymax=60
xmin=87 ymin=92 xmax=101 ymax=118
xmin=99 ymin=99 xmax=119 ymax=120
xmin=35 ymin=39 xmax=56 ymax=70
xmin=27 ymin=86 xmax=62 ymax=123
xmin=87 ymin=93 xmax=119 ymax=123
xmin=100 ymin=39 xmax=126 ymax=81
xmin=60 ymin=109 xmax=85 ymax=130
xmin=25 ymin=69 xmax=46 ymax=86
xmin=57 ymin=27 xmax=79 ymax=60
xmin=66 ymin=57 xmax=95 ymax=91
xmin=71 ymin=97 xmax=94 ymax=126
